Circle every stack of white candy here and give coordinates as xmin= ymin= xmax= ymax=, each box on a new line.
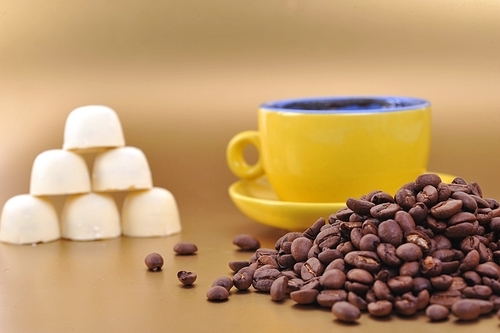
xmin=0 ymin=105 xmax=181 ymax=245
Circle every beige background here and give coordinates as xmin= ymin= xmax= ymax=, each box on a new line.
xmin=1 ymin=1 xmax=500 ymax=332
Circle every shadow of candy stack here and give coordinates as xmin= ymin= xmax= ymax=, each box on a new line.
xmin=0 ymin=105 xmax=181 ymax=245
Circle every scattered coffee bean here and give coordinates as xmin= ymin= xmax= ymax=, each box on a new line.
xmin=332 ymin=301 xmax=361 ymax=322
xmin=206 ymin=286 xmax=229 ymax=301
xmin=233 ymin=234 xmax=261 ymax=251
xmin=177 ymin=271 xmax=197 ymax=286
xmin=173 ymin=242 xmax=198 ymax=255
xmin=144 ymin=253 xmax=163 ymax=271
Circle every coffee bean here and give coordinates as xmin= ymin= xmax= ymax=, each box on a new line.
xmin=173 ymin=242 xmax=198 ymax=255
xmin=144 ymin=253 xmax=163 ymax=271
xmin=358 ymin=234 xmax=380 ymax=252
xmin=228 ymin=260 xmax=250 ymax=272
xmin=346 ymin=198 xmax=375 ymax=216
xmin=346 ymin=268 xmax=373 ymax=285
xmin=270 ymin=275 xmax=288 ymax=301
xmin=252 ymin=267 xmax=281 ymax=292
xmin=290 ymin=289 xmax=319 ymax=305
xmin=416 ymin=185 xmax=439 ymax=207
xmin=202 ymin=175 xmax=500 ymax=325
xmin=177 ymin=271 xmax=197 ymax=286
xmin=387 ymin=275 xmax=414 ymax=294
xmin=368 ymin=301 xmax=393 ymax=318
xmin=212 ymin=276 xmax=233 ymax=291
xmin=430 ymin=199 xmax=462 ymax=219
xmin=233 ymin=234 xmax=261 ymax=251
xmin=378 ymin=219 xmax=403 ymax=247
xmin=316 ymin=289 xmax=347 ymax=308
xmin=206 ymin=286 xmax=229 ymax=301
xmin=426 ymin=304 xmax=449 ymax=321
xmin=396 ymin=243 xmax=423 ymax=261
xmin=233 ymin=266 xmax=255 ymax=291
xmin=319 ymin=269 xmax=346 ymax=289
xmin=415 ymin=173 xmax=442 ymax=191
xmin=451 ymin=299 xmax=481 ymax=321
xmin=332 ymin=301 xmax=361 ymax=322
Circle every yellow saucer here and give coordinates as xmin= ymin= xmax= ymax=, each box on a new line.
xmin=228 ymin=172 xmax=456 ymax=231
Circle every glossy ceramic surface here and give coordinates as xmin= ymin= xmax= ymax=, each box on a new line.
xmin=227 ymin=96 xmax=431 ymax=203
xmin=229 ymin=172 xmax=456 ymax=231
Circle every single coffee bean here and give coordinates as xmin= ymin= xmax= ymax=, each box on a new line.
xmin=228 ymin=260 xmax=250 ymax=272
xmin=346 ymin=268 xmax=373 ymax=285
xmin=394 ymin=210 xmax=416 ymax=233
xmin=416 ymin=185 xmax=439 ymax=207
xmin=378 ymin=219 xmax=403 ymax=247
xmin=397 ymin=190 xmax=418 ymax=212
xmin=316 ymin=289 xmax=347 ymax=308
xmin=173 ymin=242 xmax=198 ymax=255
xmin=233 ymin=234 xmax=261 ymax=251
xmin=451 ymin=299 xmax=481 ymax=321
xmin=367 ymin=300 xmax=393 ymax=317
xmin=408 ymin=202 xmax=428 ymax=222
xmin=358 ymin=234 xmax=380 ymax=252
xmin=206 ymin=285 xmax=229 ymax=301
xmin=290 ymin=289 xmax=319 ymax=305
xmin=315 ymin=226 xmax=342 ymax=249
xmin=270 ymin=275 xmax=288 ymax=302
xmin=426 ymin=304 xmax=450 ymax=321
xmin=177 ymin=271 xmax=197 ymax=286
xmin=436 ymin=182 xmax=452 ymax=202
xmin=332 ymin=301 xmax=361 ymax=323
xmin=346 ymin=198 xmax=375 ymax=216
xmin=396 ymin=243 xmax=423 ymax=262
xmin=430 ymin=275 xmax=453 ymax=291
xmin=373 ymin=280 xmax=394 ymax=301
xmin=399 ymin=261 xmax=420 ymax=277
xmin=301 ymin=257 xmax=325 ymax=281
xmin=377 ymin=243 xmax=402 ymax=266
xmin=430 ymin=199 xmax=462 ymax=219
xmin=370 ymin=202 xmax=401 ymax=220
xmin=394 ymin=296 xmax=418 ymax=316
xmin=233 ymin=266 xmax=255 ymax=291
xmin=387 ymin=275 xmax=414 ymax=294
xmin=212 ymin=276 xmax=233 ymax=291
xmin=319 ymin=269 xmax=346 ymax=289
xmin=344 ymin=251 xmax=381 ymax=273
xmin=144 ymin=253 xmax=163 ymax=271
xmin=415 ymin=173 xmax=442 ymax=191
xmin=303 ymin=217 xmax=326 ymax=239
xmin=291 ymin=237 xmax=313 ymax=262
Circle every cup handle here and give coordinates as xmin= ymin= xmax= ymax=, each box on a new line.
xmin=226 ymin=131 xmax=264 ymax=180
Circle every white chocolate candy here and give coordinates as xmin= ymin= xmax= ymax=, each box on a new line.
xmin=60 ymin=192 xmax=121 ymax=241
xmin=63 ymin=105 xmax=125 ymax=153
xmin=30 ymin=149 xmax=91 ymax=196
xmin=121 ymin=187 xmax=181 ymax=237
xmin=92 ymin=146 xmax=153 ymax=192
xmin=0 ymin=194 xmax=60 ymax=244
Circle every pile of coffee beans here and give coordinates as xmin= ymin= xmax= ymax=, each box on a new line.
xmin=221 ymin=174 xmax=500 ymax=323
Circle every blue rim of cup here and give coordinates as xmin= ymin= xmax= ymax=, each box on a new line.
xmin=260 ymin=96 xmax=430 ymax=114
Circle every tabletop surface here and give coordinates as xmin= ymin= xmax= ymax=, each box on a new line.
xmin=2 ymin=1 xmax=500 ymax=332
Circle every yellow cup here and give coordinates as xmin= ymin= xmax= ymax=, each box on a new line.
xmin=226 ymin=96 xmax=431 ymax=203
